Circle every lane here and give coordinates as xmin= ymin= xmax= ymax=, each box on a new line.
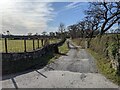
xmin=45 ymin=42 xmax=98 ymax=73
xmin=2 ymin=71 xmax=118 ymax=88
xmin=2 ymin=40 xmax=119 ymax=88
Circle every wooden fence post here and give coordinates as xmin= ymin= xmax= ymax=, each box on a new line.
xmin=24 ymin=39 xmax=26 ymax=52
xmin=33 ymin=38 xmax=35 ymax=50
xmin=37 ymin=38 xmax=39 ymax=48
xmin=5 ymin=38 xmax=8 ymax=53
xmin=41 ymin=39 xmax=44 ymax=46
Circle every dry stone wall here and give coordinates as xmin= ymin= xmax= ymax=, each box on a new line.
xmin=2 ymin=39 xmax=66 ymax=75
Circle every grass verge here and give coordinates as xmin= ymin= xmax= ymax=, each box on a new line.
xmin=48 ymin=42 xmax=69 ymax=64
xmin=87 ymin=49 xmax=120 ymax=85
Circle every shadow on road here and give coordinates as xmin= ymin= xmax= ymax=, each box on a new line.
xmin=11 ymin=78 xmax=18 ymax=89
xmin=2 ymin=46 xmax=69 ymax=81
xmin=67 ymin=40 xmax=78 ymax=50
xmin=2 ymin=40 xmax=71 ymax=81
xmin=2 ymin=53 xmax=54 ymax=81
xmin=36 ymin=70 xmax=47 ymax=78
xmin=57 ymin=52 xmax=68 ymax=56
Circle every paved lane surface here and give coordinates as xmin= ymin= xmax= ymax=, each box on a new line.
xmin=2 ymin=41 xmax=119 ymax=88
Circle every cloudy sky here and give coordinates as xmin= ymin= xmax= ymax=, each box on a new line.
xmin=1 ymin=0 xmax=89 ymax=35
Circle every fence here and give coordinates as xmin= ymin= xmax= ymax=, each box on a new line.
xmin=2 ymin=38 xmax=66 ymax=75
xmin=1 ymin=35 xmax=58 ymax=53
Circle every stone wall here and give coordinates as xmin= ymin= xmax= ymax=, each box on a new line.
xmin=109 ymin=50 xmax=120 ymax=71
xmin=2 ymin=39 xmax=66 ymax=75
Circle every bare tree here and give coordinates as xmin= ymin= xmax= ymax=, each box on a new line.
xmin=58 ymin=23 xmax=65 ymax=33
xmin=85 ymin=2 xmax=120 ymax=35
xmin=58 ymin=23 xmax=66 ymax=38
xmin=77 ymin=21 xmax=86 ymax=38
xmin=83 ymin=16 xmax=100 ymax=38
xmin=68 ymin=24 xmax=78 ymax=39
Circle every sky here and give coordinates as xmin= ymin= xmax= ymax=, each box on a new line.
xmin=0 ymin=0 xmax=89 ymax=35
xmin=1 ymin=0 xmax=119 ymax=35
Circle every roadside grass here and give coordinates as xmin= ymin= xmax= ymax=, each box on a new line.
xmin=87 ymin=49 xmax=120 ymax=85
xmin=48 ymin=42 xmax=69 ymax=64
xmin=72 ymin=38 xmax=81 ymax=46
xmin=72 ymin=38 xmax=85 ymax=49
xmin=59 ymin=42 xmax=69 ymax=54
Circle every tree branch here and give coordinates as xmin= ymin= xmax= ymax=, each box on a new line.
xmin=104 ymin=17 xmax=120 ymax=32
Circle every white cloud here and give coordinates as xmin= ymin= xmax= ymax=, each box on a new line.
xmin=65 ymin=2 xmax=83 ymax=9
xmin=65 ymin=2 xmax=79 ymax=8
xmin=56 ymin=2 xmax=84 ymax=14
xmin=1 ymin=0 xmax=55 ymax=35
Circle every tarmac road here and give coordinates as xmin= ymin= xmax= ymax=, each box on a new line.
xmin=2 ymin=41 xmax=119 ymax=88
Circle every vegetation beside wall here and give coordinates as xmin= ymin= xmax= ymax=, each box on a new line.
xmin=59 ymin=42 xmax=69 ymax=54
xmin=72 ymin=34 xmax=120 ymax=85
xmin=89 ymin=34 xmax=120 ymax=71
xmin=48 ymin=42 xmax=69 ymax=64
xmin=72 ymin=38 xmax=86 ymax=49
xmin=88 ymin=49 xmax=120 ymax=85
xmin=73 ymin=34 xmax=120 ymax=71
xmin=89 ymin=35 xmax=119 ymax=57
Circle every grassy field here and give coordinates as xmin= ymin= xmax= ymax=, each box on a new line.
xmin=0 ymin=39 xmax=58 ymax=53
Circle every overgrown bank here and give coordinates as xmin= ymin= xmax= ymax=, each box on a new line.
xmin=72 ymin=34 xmax=120 ymax=85
xmin=88 ymin=49 xmax=120 ymax=85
